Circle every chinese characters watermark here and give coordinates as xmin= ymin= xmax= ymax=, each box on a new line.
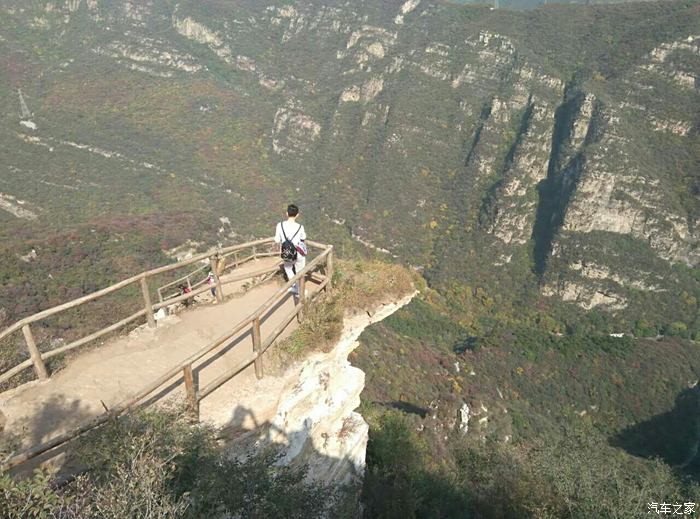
xmin=648 ymin=503 xmax=697 ymax=515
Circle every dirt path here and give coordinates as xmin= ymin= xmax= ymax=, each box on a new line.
xmin=0 ymin=257 xmax=314 ymax=451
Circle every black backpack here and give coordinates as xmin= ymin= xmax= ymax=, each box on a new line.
xmin=280 ymin=223 xmax=300 ymax=262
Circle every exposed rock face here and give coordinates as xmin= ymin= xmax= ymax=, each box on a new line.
xmin=269 ymin=294 xmax=418 ymax=482
xmin=361 ymin=76 xmax=384 ymax=102
xmin=0 ymin=0 xmax=697 ymax=315
xmin=65 ymin=0 xmax=81 ymax=12
xmin=93 ymin=39 xmax=203 ymax=77
xmin=212 ymin=292 xmax=418 ymax=484
xmin=641 ymin=34 xmax=700 ymax=90
xmin=560 ymin=105 xmax=698 ymax=266
xmin=541 ymin=257 xmax=667 ymax=310
xmin=173 ymin=15 xmax=223 ymax=47
xmin=340 ymin=85 xmax=361 ymax=102
xmin=542 ymin=281 xmax=628 ymax=311
xmin=173 ymin=15 xmax=233 ymax=63
xmin=272 ymin=102 xmax=322 ymax=155
xmin=0 ymin=192 xmax=39 ymax=220
xmin=487 ymin=97 xmax=559 ymax=247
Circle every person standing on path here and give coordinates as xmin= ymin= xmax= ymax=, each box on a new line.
xmin=274 ymin=204 xmax=307 ymax=296
xmin=206 ymin=271 xmax=216 ymax=299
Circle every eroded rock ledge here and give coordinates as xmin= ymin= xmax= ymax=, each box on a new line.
xmin=210 ymin=291 xmax=418 ymax=484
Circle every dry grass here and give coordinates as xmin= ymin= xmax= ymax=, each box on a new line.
xmin=271 ymin=260 xmax=417 ymax=366
xmin=333 ymin=260 xmax=419 ymax=314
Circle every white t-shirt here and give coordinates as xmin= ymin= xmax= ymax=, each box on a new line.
xmin=275 ymin=221 xmax=306 ymax=247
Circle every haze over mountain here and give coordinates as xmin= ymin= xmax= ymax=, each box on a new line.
xmin=1 ymin=0 xmax=699 ymax=516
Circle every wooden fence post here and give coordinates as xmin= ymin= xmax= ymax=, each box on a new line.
xmin=233 ymin=252 xmax=239 ymax=267
xmin=297 ymin=275 xmax=306 ymax=322
xmin=22 ymin=325 xmax=48 ymax=380
xmin=140 ymin=277 xmax=156 ymax=328
xmin=326 ymin=248 xmax=334 ymax=292
xmin=183 ymin=364 xmax=199 ymax=422
xmin=252 ymin=317 xmax=263 ymax=379
xmin=299 ymin=275 xmax=307 ymax=303
xmin=209 ymin=255 xmax=224 ymax=303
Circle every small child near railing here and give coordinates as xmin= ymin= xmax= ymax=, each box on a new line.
xmin=178 ymin=284 xmax=193 ymax=307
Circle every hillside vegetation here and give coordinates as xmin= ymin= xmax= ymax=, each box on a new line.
xmin=0 ymin=0 xmax=697 ymax=334
xmin=1 ymin=409 xmax=357 ymax=519
xmin=0 ymin=0 xmax=698 ymax=516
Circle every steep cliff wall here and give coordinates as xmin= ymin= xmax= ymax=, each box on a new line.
xmin=208 ymin=291 xmax=418 ymax=484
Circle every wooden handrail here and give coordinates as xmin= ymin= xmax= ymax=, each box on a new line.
xmin=183 ymin=364 xmax=198 ymax=421
xmin=180 ymin=264 xmax=331 ymax=416
xmin=156 ymin=242 xmax=277 ymax=296
xmin=151 ymin=284 xmax=214 ymax=313
xmin=159 ymin=252 xmax=275 ymax=303
xmin=198 ymin=353 xmax=256 ymax=401
xmin=0 ymin=359 xmax=35 ymax=385
xmin=0 ymin=238 xmax=277 ymax=342
xmin=0 ymin=244 xmax=334 ymax=472
xmin=0 ymin=277 xmax=140 ymax=344
xmin=157 ymin=263 xmax=208 ymax=295
xmin=153 ymin=263 xmax=283 ymax=312
xmin=252 ymin=249 xmax=330 ymax=320
xmin=219 ymin=263 xmax=283 ymax=287
xmin=22 ymin=325 xmax=47 ymax=380
xmin=0 ymin=238 xmax=328 ymax=388
xmin=142 ymin=238 xmax=276 ymax=278
xmin=261 ymin=276 xmax=330 ymax=355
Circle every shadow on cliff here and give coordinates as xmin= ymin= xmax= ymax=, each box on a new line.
xmin=360 ymin=409 xmax=473 ymax=518
xmin=220 ymin=405 xmax=473 ymax=518
xmin=190 ymin=404 xmax=363 ymax=517
xmin=5 ymin=401 xmax=474 ymax=517
xmin=219 ymin=404 xmax=367 ymax=487
xmin=610 ymin=386 xmax=700 ymax=481
xmin=5 ymin=403 xmax=362 ymax=517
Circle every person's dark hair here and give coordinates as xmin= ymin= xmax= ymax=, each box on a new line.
xmin=287 ymin=204 xmax=299 ymax=217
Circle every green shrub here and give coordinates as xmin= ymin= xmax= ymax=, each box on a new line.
xmin=664 ymin=321 xmax=690 ymax=338
xmin=526 ymin=423 xmax=697 ymax=518
xmin=363 ymin=410 xmax=470 ymax=519
xmin=0 ymin=409 xmax=352 ymax=519
xmin=0 ymin=469 xmax=64 ymax=519
xmin=634 ymin=319 xmax=659 ymax=337
xmin=362 ymin=407 xmax=699 ymax=519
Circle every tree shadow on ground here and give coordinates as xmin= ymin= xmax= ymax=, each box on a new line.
xmin=380 ymin=401 xmax=428 ymax=418
xmin=3 ymin=393 xmax=94 ymax=477
xmin=221 ymin=405 xmax=476 ymax=518
xmin=610 ymin=386 xmax=700 ymax=481
xmin=453 ymin=336 xmax=479 ymax=354
xmin=221 ymin=404 xmax=366 ymax=483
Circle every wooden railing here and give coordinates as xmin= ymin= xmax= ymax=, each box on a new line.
xmin=155 ymin=242 xmax=279 ymax=304
xmin=0 ymin=238 xmax=304 ymax=387
xmin=0 ymin=239 xmax=333 ymax=472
